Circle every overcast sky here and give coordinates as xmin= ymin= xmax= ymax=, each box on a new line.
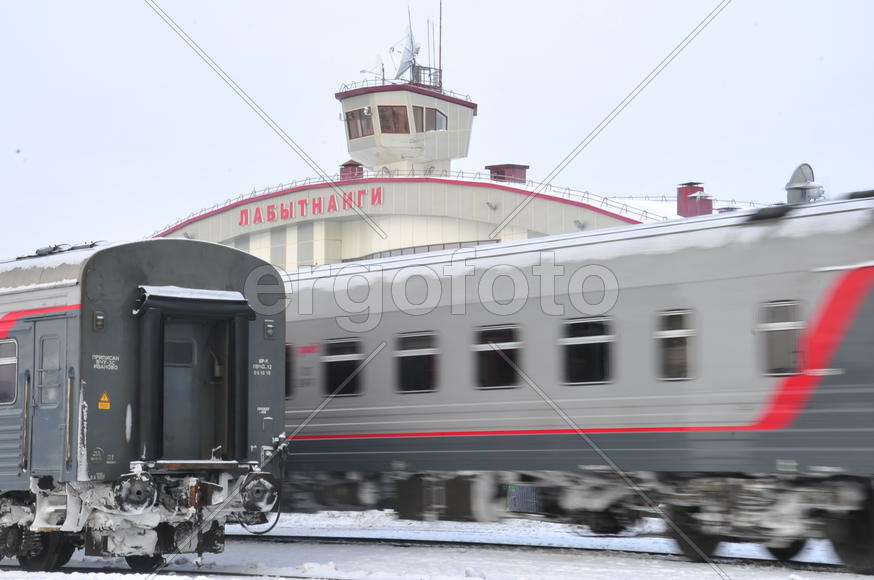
xmin=2 ymin=1 xmax=872 ymax=259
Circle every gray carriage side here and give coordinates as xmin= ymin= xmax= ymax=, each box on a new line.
xmin=0 ymin=240 xmax=286 ymax=488
xmin=0 ymin=248 xmax=89 ymax=490
xmin=280 ymin=196 xmax=874 ymax=475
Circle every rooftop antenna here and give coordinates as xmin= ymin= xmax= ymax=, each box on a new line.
xmin=438 ymin=0 xmax=442 ymax=73
xmin=785 ymin=163 xmax=824 ymax=203
xmin=394 ymin=8 xmax=418 ymax=80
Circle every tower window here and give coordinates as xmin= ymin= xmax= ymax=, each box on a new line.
xmin=377 ymin=105 xmax=410 ymax=134
xmin=345 ymin=108 xmax=374 ymax=140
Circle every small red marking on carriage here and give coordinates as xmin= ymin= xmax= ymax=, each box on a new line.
xmin=298 ymin=343 xmax=320 ymax=355
xmin=290 ymin=266 xmax=874 ymax=441
xmin=0 ymin=305 xmax=81 ymax=338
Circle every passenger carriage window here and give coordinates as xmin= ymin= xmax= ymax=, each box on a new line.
xmin=0 ymin=340 xmax=17 ymax=404
xmin=474 ymin=325 xmax=521 ymax=389
xmin=758 ymin=301 xmax=804 ymax=375
xmin=322 ymin=339 xmax=364 ymax=396
xmin=559 ymin=318 xmax=613 ymax=384
xmin=285 ymin=344 xmax=294 ymax=398
xmin=38 ymin=336 xmax=61 ymax=405
xmin=395 ymin=332 xmax=438 ymax=393
xmin=655 ymin=311 xmax=695 ymax=380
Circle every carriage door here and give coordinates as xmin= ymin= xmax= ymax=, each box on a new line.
xmin=30 ymin=318 xmax=66 ymax=475
xmin=162 ymin=320 xmax=226 ymax=459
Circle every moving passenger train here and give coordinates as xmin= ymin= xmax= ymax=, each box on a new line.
xmin=280 ymin=193 xmax=874 ymax=573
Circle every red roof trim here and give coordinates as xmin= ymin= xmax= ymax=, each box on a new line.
xmin=335 ymin=84 xmax=478 ymax=114
xmin=0 ymin=305 xmax=81 ymax=339
xmin=154 ymin=177 xmax=640 ymax=237
xmin=289 ymin=266 xmax=874 ymax=441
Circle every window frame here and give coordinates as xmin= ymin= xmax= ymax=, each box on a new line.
xmin=412 ymin=105 xmax=424 ymax=133
xmin=473 ymin=324 xmax=522 ymax=390
xmin=757 ymin=300 xmax=804 ymax=376
xmin=345 ymin=108 xmax=374 ymax=140
xmin=321 ymin=338 xmax=365 ymax=397
xmin=558 ymin=317 xmax=614 ymax=386
xmin=0 ymin=339 xmax=18 ymax=405
xmin=654 ymin=310 xmax=696 ymax=381
xmin=394 ymin=331 xmax=439 ymax=394
xmin=377 ymin=105 xmax=410 ymax=134
xmin=425 ymin=107 xmax=448 ymax=131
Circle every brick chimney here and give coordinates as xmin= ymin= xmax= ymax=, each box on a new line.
xmin=485 ymin=163 xmax=529 ymax=184
xmin=340 ymin=160 xmax=364 ymax=180
xmin=677 ymin=182 xmax=713 ymax=217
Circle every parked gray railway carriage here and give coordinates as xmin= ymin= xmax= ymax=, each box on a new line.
xmin=280 ymin=194 xmax=874 ymax=573
xmin=0 ymin=239 xmax=285 ymax=572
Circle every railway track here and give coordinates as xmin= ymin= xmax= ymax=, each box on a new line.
xmin=0 ymin=532 xmax=851 ymax=578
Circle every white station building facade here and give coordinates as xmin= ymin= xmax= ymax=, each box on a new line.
xmin=154 ymin=73 xmax=725 ymax=269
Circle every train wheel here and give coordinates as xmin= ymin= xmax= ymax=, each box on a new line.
xmin=588 ymin=511 xmax=626 ymax=535
xmin=17 ymin=532 xmax=61 ymax=572
xmin=125 ymin=554 xmax=165 ymax=573
xmin=826 ymin=494 xmax=874 ymax=574
xmin=665 ymin=506 xmax=720 ymax=562
xmin=54 ymin=541 xmax=76 ymax=568
xmin=765 ymin=539 xmax=806 ymax=561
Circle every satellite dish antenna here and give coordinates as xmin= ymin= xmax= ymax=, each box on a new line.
xmin=785 ymin=163 xmax=824 ymax=203
xmin=395 ymin=11 xmax=418 ymax=80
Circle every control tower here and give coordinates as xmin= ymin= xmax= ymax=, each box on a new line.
xmin=336 ymin=61 xmax=477 ymax=174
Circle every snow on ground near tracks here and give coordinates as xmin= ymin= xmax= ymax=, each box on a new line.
xmin=226 ymin=510 xmax=842 ymax=564
xmin=0 ymin=511 xmax=866 ymax=579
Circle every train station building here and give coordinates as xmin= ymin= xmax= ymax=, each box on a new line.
xmin=153 ymin=70 xmax=739 ymax=270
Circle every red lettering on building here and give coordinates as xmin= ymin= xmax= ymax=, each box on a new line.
xmin=236 ymin=189 xmax=387 ymax=228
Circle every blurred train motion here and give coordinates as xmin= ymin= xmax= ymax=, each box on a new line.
xmin=280 ymin=193 xmax=874 ymax=573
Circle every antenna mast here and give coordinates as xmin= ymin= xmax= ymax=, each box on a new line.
xmin=438 ymin=0 xmax=443 ymax=73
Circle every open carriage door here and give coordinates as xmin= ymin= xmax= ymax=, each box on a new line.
xmin=134 ymin=286 xmax=254 ymax=463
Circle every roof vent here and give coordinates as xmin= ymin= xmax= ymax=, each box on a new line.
xmin=485 ymin=164 xmax=529 ymax=184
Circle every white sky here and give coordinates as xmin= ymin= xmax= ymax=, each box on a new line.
xmin=2 ymin=1 xmax=872 ymax=259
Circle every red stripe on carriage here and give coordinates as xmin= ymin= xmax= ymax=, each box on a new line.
xmin=290 ymin=266 xmax=874 ymax=440
xmin=0 ymin=305 xmax=81 ymax=338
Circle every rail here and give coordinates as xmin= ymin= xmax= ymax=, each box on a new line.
xmin=151 ymin=168 xmax=768 ymax=237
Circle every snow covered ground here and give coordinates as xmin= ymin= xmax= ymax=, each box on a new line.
xmin=0 ymin=511 xmax=867 ymax=579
